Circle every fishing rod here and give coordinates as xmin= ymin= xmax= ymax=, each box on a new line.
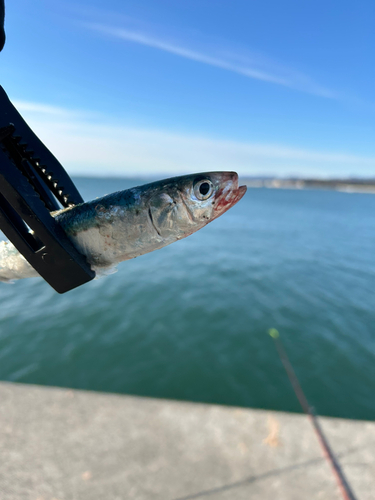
xmin=268 ymin=328 xmax=357 ymax=500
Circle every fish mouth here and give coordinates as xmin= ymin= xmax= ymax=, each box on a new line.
xmin=211 ymin=172 xmax=247 ymax=219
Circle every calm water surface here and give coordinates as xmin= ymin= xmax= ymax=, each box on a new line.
xmin=0 ymin=177 xmax=374 ymax=420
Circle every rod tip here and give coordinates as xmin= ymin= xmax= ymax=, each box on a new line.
xmin=268 ymin=328 xmax=280 ymax=339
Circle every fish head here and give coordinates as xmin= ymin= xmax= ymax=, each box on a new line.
xmin=148 ymin=171 xmax=247 ymax=239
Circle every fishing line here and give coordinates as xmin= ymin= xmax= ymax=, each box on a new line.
xmin=268 ymin=328 xmax=357 ymax=500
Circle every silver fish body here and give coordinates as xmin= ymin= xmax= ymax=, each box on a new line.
xmin=0 ymin=172 xmax=246 ymax=283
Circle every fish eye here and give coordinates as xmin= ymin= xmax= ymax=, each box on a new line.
xmin=193 ymin=179 xmax=214 ymax=200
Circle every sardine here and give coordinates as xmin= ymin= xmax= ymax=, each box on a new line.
xmin=0 ymin=171 xmax=246 ymax=283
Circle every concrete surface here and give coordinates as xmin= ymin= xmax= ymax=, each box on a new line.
xmin=0 ymin=382 xmax=373 ymax=500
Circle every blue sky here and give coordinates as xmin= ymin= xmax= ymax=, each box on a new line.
xmin=1 ymin=0 xmax=375 ymax=177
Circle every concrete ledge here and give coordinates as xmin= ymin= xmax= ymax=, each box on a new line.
xmin=0 ymin=382 xmax=373 ymax=499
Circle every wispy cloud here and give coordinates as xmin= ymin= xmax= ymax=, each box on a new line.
xmin=13 ymin=100 xmax=81 ymax=117
xmin=15 ymin=101 xmax=374 ymax=178
xmin=84 ymin=22 xmax=336 ymax=99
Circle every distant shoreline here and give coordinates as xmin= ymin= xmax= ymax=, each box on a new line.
xmin=71 ymin=175 xmax=375 ymax=194
xmin=242 ymin=178 xmax=375 ymax=194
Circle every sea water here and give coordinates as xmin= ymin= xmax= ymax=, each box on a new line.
xmin=0 ymin=177 xmax=374 ymax=420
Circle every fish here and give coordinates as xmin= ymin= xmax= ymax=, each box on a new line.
xmin=0 ymin=171 xmax=246 ymax=283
